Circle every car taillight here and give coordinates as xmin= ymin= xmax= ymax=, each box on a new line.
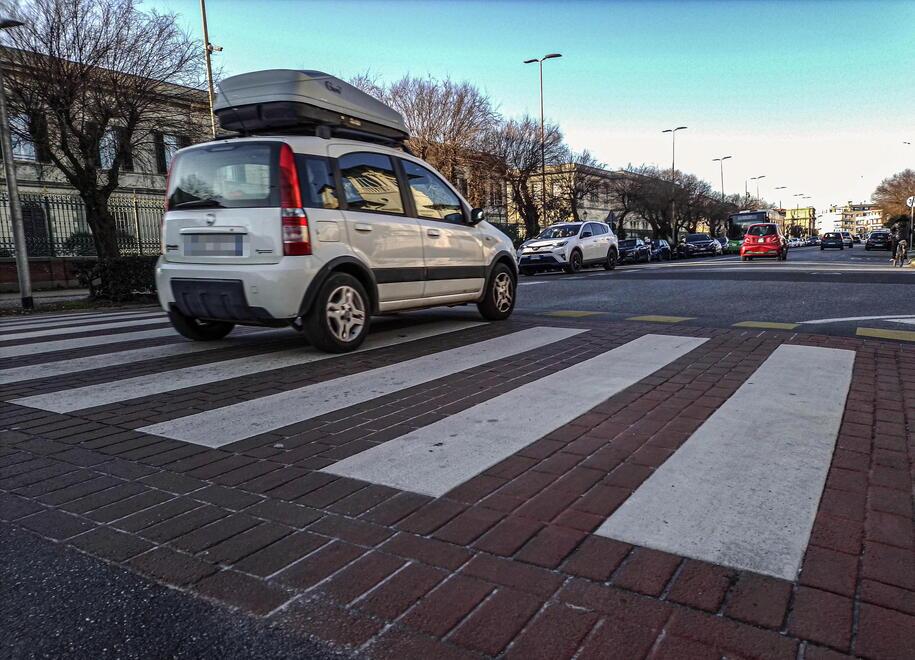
xmin=161 ymin=155 xmax=178 ymax=254
xmin=279 ymin=143 xmax=310 ymax=256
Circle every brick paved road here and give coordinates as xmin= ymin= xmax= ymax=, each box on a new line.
xmin=2 ymin=307 xmax=913 ymax=659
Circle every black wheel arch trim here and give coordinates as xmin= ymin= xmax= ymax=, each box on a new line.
xmin=298 ymin=256 xmax=380 ymax=317
xmin=479 ymin=250 xmax=518 ymax=302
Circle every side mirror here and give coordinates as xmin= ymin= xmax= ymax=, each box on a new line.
xmin=468 ymin=208 xmax=485 ymax=225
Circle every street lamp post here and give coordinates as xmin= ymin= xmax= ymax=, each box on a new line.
xmin=774 ymin=186 xmax=787 ymax=209
xmin=524 ymin=53 xmax=561 ymax=228
xmin=200 ymin=0 xmax=222 ymax=138
xmin=712 ymin=155 xmax=732 ymax=201
xmin=749 ymin=175 xmax=765 ymax=206
xmin=0 ymin=17 xmax=32 ymax=310
xmin=662 ymin=126 xmax=687 ymax=239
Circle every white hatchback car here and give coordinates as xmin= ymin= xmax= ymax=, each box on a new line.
xmin=516 ymin=222 xmax=618 ymax=275
xmin=156 ymin=70 xmax=518 ymax=353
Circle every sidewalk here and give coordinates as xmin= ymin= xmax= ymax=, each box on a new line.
xmin=0 ymin=288 xmax=90 ymax=310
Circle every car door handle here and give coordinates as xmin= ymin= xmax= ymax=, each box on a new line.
xmin=426 ymin=229 xmax=441 ymax=237
xmin=354 ymin=223 xmax=372 ymax=232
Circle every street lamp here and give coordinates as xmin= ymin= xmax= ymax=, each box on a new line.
xmin=200 ymin=0 xmax=222 ymax=138
xmin=774 ymin=186 xmax=787 ymax=209
xmin=524 ymin=53 xmax=562 ymax=227
xmin=0 ymin=16 xmax=32 ymax=310
xmin=662 ymin=126 xmax=687 ymax=238
xmin=712 ymin=155 xmax=732 ymax=201
xmin=749 ymin=175 xmax=765 ymax=205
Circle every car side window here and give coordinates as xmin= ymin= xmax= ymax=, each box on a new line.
xmin=337 ymin=152 xmax=405 ymax=215
xmin=295 ymin=155 xmax=339 ymax=210
xmin=401 ymin=160 xmax=464 ymax=223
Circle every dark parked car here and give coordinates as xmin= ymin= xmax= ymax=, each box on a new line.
xmin=865 ymin=231 xmax=891 ymax=251
xmin=649 ymin=239 xmax=672 ymax=261
xmin=618 ymin=238 xmax=651 ymax=263
xmin=676 ymin=233 xmax=722 ymax=258
xmin=821 ymin=232 xmax=845 ymax=250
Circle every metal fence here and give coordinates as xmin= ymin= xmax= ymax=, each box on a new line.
xmin=0 ymin=192 xmax=164 ymax=258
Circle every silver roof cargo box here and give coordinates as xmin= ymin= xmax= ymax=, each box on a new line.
xmin=214 ymin=69 xmax=409 ymax=144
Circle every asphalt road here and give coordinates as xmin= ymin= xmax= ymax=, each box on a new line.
xmin=513 ymin=244 xmax=915 ymax=338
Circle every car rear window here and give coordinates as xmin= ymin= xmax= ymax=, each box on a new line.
xmin=167 ymin=142 xmax=279 ymax=210
xmin=747 ymin=224 xmax=777 ymax=236
xmin=824 ymin=233 xmax=839 ymax=238
xmin=619 ymin=239 xmax=637 ymax=247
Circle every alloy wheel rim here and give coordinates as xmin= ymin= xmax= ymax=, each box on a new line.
xmin=493 ymin=272 xmax=513 ymax=312
xmin=326 ymin=285 xmax=366 ymax=342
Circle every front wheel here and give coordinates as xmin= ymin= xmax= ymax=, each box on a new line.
xmin=564 ymin=250 xmax=583 ymax=274
xmin=302 ymin=273 xmax=370 ymax=353
xmin=477 ymin=263 xmax=516 ymax=321
xmin=604 ymin=248 xmax=617 ymax=270
xmin=168 ymin=309 xmax=234 ymax=341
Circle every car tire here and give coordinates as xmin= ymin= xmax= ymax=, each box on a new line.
xmin=604 ymin=248 xmax=617 ymax=270
xmin=477 ymin=262 xmax=516 ymax=321
xmin=564 ymin=250 xmax=583 ymax=274
xmin=167 ymin=309 xmax=234 ymax=341
xmin=302 ymin=272 xmax=370 ymax=353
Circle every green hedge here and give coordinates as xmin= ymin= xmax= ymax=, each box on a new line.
xmin=75 ymin=256 xmax=158 ymax=302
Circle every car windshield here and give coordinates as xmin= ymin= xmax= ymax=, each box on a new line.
xmin=685 ymin=234 xmax=709 ymax=243
xmin=651 ymin=240 xmax=663 ymax=247
xmin=619 ymin=239 xmax=638 ymax=248
xmin=747 ymin=225 xmax=777 ymax=236
xmin=537 ymin=224 xmax=580 ymax=239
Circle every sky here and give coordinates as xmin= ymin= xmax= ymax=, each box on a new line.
xmin=152 ymin=0 xmax=914 ymax=211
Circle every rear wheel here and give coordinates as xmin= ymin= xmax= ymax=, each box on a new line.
xmin=564 ymin=250 xmax=583 ymax=274
xmin=604 ymin=248 xmax=617 ymax=270
xmin=168 ymin=309 xmax=234 ymax=341
xmin=302 ymin=273 xmax=370 ymax=353
xmin=477 ymin=263 xmax=516 ymax=321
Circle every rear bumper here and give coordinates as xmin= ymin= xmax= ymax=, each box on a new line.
xmin=155 ymin=256 xmax=321 ymax=322
xmin=740 ymin=245 xmax=781 ymax=257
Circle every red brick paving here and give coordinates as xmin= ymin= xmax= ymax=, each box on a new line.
xmin=3 ymin=318 xmax=914 ymax=658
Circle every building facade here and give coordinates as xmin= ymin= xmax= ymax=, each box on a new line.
xmin=785 ymin=206 xmax=816 ymax=236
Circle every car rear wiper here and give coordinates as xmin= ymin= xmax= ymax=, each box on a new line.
xmin=172 ymin=198 xmax=225 ymax=209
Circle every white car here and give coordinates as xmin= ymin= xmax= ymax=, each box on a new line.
xmin=840 ymin=231 xmax=854 ymax=248
xmin=516 ymin=222 xmax=618 ymax=275
xmin=156 ymin=70 xmax=517 ymax=353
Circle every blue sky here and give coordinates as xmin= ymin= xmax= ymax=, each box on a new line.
xmin=152 ymin=0 xmax=914 ymax=209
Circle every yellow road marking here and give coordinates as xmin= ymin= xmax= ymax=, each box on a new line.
xmin=856 ymin=328 xmax=915 ymax=342
xmin=627 ymin=315 xmax=694 ymax=323
xmin=733 ymin=321 xmax=799 ymax=330
xmin=544 ymin=310 xmax=603 ymax=318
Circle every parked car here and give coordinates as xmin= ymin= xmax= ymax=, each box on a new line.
xmin=821 ymin=232 xmax=845 ymax=250
xmin=157 ymin=69 xmax=519 ymax=353
xmin=715 ymin=236 xmax=729 ymax=252
xmin=840 ymin=231 xmax=854 ymax=248
xmin=676 ymin=233 xmax=722 ymax=258
xmin=853 ymin=234 xmax=862 ymax=244
xmin=865 ymin=230 xmax=892 ymax=251
xmin=739 ymin=222 xmax=787 ymax=261
xmin=618 ymin=238 xmax=651 ymax=263
xmin=517 ymin=221 xmax=618 ymax=275
xmin=649 ymin=239 xmax=672 ymax=261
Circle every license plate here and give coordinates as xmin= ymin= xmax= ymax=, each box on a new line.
xmin=185 ymin=234 xmax=243 ymax=257
xmin=531 ymin=255 xmax=542 ymax=260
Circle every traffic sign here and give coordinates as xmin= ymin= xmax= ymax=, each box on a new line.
xmin=907 ymin=195 xmax=915 ymax=208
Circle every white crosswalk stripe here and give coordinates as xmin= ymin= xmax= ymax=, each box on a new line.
xmin=139 ymin=326 xmax=586 ymax=447
xmin=0 ymin=311 xmax=164 ymax=334
xmin=596 ymin=344 xmax=855 ymax=581
xmin=0 ymin=316 xmax=169 ymax=343
xmin=12 ymin=320 xmax=484 ymax=412
xmin=0 ymin=327 xmax=182 ymax=359
xmin=324 ymin=334 xmax=708 ymax=497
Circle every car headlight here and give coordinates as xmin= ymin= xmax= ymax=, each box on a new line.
xmin=554 ymin=240 xmax=568 ymax=248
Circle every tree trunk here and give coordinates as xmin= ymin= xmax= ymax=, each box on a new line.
xmin=81 ymin=190 xmax=121 ymax=259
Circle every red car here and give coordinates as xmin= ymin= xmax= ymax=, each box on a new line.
xmin=740 ymin=223 xmax=787 ymax=261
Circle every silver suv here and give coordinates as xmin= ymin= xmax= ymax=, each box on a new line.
xmin=517 ymin=222 xmax=618 ymax=275
xmin=156 ymin=70 xmax=517 ymax=353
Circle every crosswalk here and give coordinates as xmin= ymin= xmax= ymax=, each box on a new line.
xmin=2 ymin=308 xmax=858 ymax=581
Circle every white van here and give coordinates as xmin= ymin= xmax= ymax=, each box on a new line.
xmin=156 ymin=70 xmax=517 ymax=352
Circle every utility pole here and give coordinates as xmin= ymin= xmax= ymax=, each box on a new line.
xmin=524 ymin=53 xmax=561 ymax=230
xmin=712 ymin=156 xmax=732 ymax=202
xmin=200 ymin=0 xmax=221 ymax=138
xmin=0 ymin=17 xmax=32 ymax=310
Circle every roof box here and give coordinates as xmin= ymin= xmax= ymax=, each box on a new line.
xmin=213 ymin=69 xmax=409 ymax=144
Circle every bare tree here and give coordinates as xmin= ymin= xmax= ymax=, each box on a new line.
xmin=553 ymin=147 xmax=607 ymax=222
xmin=3 ymin=0 xmax=204 ymax=258
xmin=873 ymin=168 xmax=915 ymax=222
xmin=484 ymin=115 xmax=563 ymax=238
